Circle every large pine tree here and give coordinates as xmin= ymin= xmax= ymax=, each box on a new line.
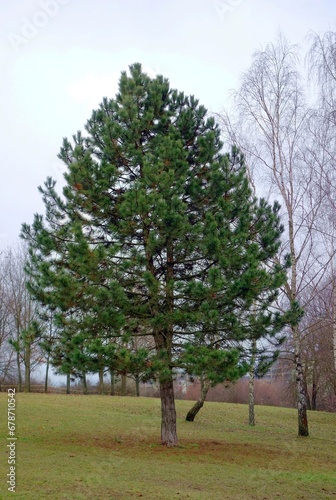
xmin=22 ymin=63 xmax=291 ymax=446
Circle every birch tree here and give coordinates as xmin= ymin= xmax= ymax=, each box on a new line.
xmin=224 ymin=34 xmax=331 ymax=435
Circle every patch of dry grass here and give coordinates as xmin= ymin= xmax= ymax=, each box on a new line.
xmin=0 ymin=393 xmax=335 ymax=499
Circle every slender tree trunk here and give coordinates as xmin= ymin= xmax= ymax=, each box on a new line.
xmin=1 ymin=355 xmax=14 ymax=391
xmin=186 ymin=377 xmax=211 ymax=422
xmin=312 ymin=367 xmax=317 ymax=411
xmin=160 ymin=373 xmax=178 ymax=446
xmin=304 ymin=370 xmax=311 ymax=411
xmin=82 ymin=372 xmax=88 ymax=395
xmin=98 ymin=368 xmax=104 ymax=394
xmin=66 ymin=373 xmax=71 ymax=394
xmin=293 ymin=327 xmax=309 ymax=436
xmin=121 ymin=373 xmax=127 ymax=396
xmin=306 ymin=389 xmax=311 ymax=411
xmin=288 ymin=209 xmax=309 ymax=436
xmin=44 ymin=353 xmax=50 ymax=393
xmin=45 ymin=314 xmax=52 ymax=393
xmin=135 ymin=374 xmax=140 ymax=397
xmin=157 ymin=242 xmax=178 ymax=446
xmin=16 ymin=351 xmax=22 ymax=392
xmin=24 ymin=343 xmax=31 ymax=393
xmin=249 ymin=340 xmax=256 ymax=426
xmin=110 ymin=369 xmax=115 ymax=396
xmin=148 ymin=236 xmax=178 ymax=445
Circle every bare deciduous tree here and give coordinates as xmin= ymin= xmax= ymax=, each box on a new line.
xmin=308 ymin=30 xmax=336 ymax=373
xmin=220 ymin=33 xmax=336 ymax=434
xmin=0 ymin=254 xmax=15 ymax=387
xmin=3 ymin=244 xmax=43 ymax=392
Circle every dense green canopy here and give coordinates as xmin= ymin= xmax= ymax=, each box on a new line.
xmin=22 ymin=63 xmax=296 ymax=445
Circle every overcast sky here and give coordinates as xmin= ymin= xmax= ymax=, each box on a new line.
xmin=0 ymin=0 xmax=335 ymax=249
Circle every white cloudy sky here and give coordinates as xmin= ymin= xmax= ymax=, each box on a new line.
xmin=0 ymin=0 xmax=335 ymax=248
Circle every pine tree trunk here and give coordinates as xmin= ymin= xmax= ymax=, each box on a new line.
xmin=249 ymin=373 xmax=255 ymax=426
xmin=293 ymin=327 xmax=309 ymax=436
xmin=98 ymin=368 xmax=104 ymax=394
xmin=186 ymin=377 xmax=211 ymax=422
xmin=121 ymin=373 xmax=127 ymax=396
xmin=155 ymin=242 xmax=178 ymax=446
xmin=249 ymin=367 xmax=255 ymax=425
xmin=44 ymin=353 xmax=50 ymax=393
xmin=45 ymin=315 xmax=52 ymax=393
xmin=24 ymin=343 xmax=31 ymax=393
xmin=83 ymin=372 xmax=88 ymax=395
xmin=17 ymin=351 xmax=22 ymax=392
xmin=135 ymin=374 xmax=140 ymax=397
xmin=248 ymin=337 xmax=256 ymax=426
xmin=66 ymin=373 xmax=71 ymax=394
xmin=110 ymin=369 xmax=115 ymax=396
xmin=160 ymin=374 xmax=178 ymax=446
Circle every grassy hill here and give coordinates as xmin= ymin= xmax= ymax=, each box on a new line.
xmin=0 ymin=393 xmax=335 ymax=499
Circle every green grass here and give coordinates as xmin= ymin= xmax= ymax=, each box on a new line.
xmin=0 ymin=393 xmax=335 ymax=499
